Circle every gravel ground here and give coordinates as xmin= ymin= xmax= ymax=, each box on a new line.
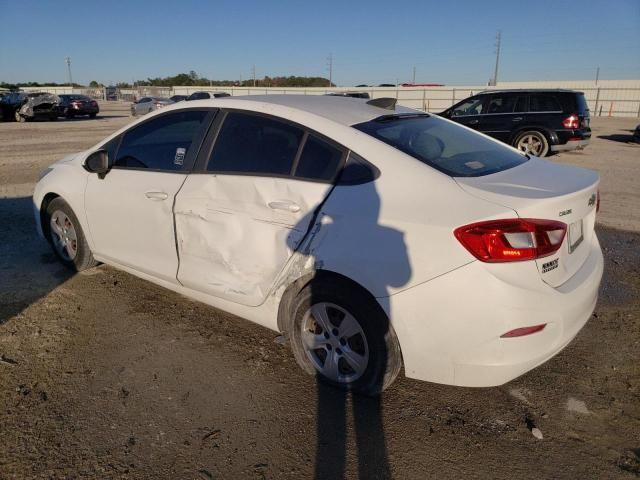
xmin=0 ymin=103 xmax=639 ymax=479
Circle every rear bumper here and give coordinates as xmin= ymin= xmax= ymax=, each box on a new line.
xmin=551 ymin=139 xmax=590 ymax=152
xmin=385 ymin=234 xmax=603 ymax=387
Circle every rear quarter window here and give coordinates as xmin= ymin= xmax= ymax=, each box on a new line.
xmin=529 ymin=94 xmax=562 ymax=112
xmin=354 ymin=115 xmax=528 ymax=177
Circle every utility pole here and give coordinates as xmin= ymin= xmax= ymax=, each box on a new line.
xmin=251 ymin=65 xmax=256 ymax=87
xmin=239 ymin=73 xmax=242 ymax=86
xmin=492 ymin=31 xmax=501 ymax=86
xmin=327 ymin=54 xmax=333 ymax=87
xmin=595 ymin=66 xmax=600 ymax=85
xmin=413 ymin=66 xmax=416 ymax=84
xmin=65 ymin=56 xmax=73 ymax=87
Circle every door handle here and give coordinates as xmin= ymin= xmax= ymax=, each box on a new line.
xmin=145 ymin=191 xmax=168 ymax=201
xmin=467 ymin=119 xmax=479 ymax=125
xmin=268 ymin=201 xmax=301 ymax=213
xmin=512 ymin=117 xmax=523 ymax=122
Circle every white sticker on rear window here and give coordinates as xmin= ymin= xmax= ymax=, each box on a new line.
xmin=465 ymin=161 xmax=485 ymax=170
xmin=174 ymin=147 xmax=186 ymax=165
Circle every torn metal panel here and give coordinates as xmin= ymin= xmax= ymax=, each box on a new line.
xmin=18 ymin=93 xmax=60 ymax=118
xmin=174 ymin=174 xmax=333 ymax=307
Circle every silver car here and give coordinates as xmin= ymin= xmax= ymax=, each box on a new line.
xmin=130 ymin=96 xmax=173 ymax=116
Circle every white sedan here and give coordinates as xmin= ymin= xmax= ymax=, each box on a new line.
xmin=34 ymin=95 xmax=603 ymax=395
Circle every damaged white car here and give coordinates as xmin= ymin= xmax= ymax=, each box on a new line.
xmin=34 ymin=95 xmax=603 ymax=395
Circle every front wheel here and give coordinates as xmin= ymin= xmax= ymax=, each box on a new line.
xmin=289 ymin=280 xmax=402 ymax=396
xmin=45 ymin=197 xmax=98 ymax=271
xmin=513 ymin=130 xmax=549 ymax=157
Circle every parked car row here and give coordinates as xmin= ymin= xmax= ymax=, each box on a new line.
xmin=132 ymin=91 xmax=231 ymax=116
xmin=0 ymin=92 xmax=99 ymax=122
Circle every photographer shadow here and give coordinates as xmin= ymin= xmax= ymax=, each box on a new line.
xmin=288 ymin=181 xmax=411 ymax=480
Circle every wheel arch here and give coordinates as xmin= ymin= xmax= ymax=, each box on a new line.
xmin=276 ymin=269 xmax=387 ymax=335
xmin=509 ymin=126 xmax=558 ymax=146
xmin=39 ymin=192 xmax=61 ymax=239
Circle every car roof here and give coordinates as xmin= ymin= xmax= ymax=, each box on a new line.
xmin=475 ymin=89 xmax=583 ymax=95
xmin=177 ymin=94 xmax=417 ymax=126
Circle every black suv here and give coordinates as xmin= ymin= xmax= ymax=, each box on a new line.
xmin=440 ymin=89 xmax=591 ymax=157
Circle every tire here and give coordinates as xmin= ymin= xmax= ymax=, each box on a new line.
xmin=89 ymin=113 xmax=97 ymax=119
xmin=65 ymin=110 xmax=74 ymax=119
xmin=44 ymin=197 xmax=98 ymax=272
xmin=49 ymin=115 xmax=58 ymax=121
xmin=289 ymin=278 xmax=402 ymax=396
xmin=513 ymin=130 xmax=550 ymax=157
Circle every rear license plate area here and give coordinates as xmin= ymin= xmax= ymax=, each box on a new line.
xmin=568 ymin=219 xmax=584 ymax=254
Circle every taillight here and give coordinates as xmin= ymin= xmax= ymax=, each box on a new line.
xmin=154 ymin=102 xmax=164 ymax=108
xmin=562 ymin=114 xmax=580 ymax=129
xmin=454 ymin=219 xmax=567 ymax=262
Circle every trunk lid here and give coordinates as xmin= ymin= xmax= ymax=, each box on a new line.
xmin=455 ymin=157 xmax=599 ymax=287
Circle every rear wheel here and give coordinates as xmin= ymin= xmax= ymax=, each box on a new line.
xmin=289 ymin=279 xmax=402 ymax=396
xmin=513 ymin=130 xmax=549 ymax=157
xmin=89 ymin=113 xmax=97 ymax=119
xmin=45 ymin=198 xmax=97 ymax=271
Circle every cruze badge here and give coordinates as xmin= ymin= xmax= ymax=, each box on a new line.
xmin=588 ymin=193 xmax=596 ymax=207
xmin=559 ymin=209 xmax=572 ymax=217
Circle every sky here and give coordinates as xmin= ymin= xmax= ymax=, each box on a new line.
xmin=0 ymin=0 xmax=638 ymax=86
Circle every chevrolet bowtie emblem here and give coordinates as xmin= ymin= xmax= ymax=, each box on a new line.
xmin=588 ymin=193 xmax=596 ymax=207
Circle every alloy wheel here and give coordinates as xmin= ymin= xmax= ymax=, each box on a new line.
xmin=301 ymin=302 xmax=369 ymax=383
xmin=50 ymin=210 xmax=78 ymax=261
xmin=517 ymin=134 xmax=544 ymax=156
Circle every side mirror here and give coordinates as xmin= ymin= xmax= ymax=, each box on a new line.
xmin=85 ymin=149 xmax=110 ymax=178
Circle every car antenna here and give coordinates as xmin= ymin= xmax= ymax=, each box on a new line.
xmin=366 ymin=98 xmax=397 ymax=110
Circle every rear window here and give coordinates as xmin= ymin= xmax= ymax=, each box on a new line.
xmin=354 ymin=115 xmax=528 ymax=177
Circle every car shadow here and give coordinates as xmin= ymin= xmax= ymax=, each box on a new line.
xmin=0 ymin=196 xmax=73 ymax=325
xmin=597 ymin=134 xmax=639 ymax=144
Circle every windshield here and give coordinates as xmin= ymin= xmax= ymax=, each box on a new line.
xmin=353 ymin=115 xmax=529 ymax=177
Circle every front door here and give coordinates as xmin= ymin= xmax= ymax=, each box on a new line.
xmin=449 ymin=96 xmax=486 ymax=131
xmin=84 ymin=109 xmax=213 ymax=282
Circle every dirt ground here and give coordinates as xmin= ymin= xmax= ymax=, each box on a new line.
xmin=0 ymin=103 xmax=639 ymax=479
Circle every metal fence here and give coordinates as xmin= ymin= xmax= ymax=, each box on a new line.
xmin=20 ymin=82 xmax=640 ymax=117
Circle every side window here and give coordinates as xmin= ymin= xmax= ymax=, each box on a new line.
xmin=103 ymin=135 xmax=121 ymax=162
xmin=514 ymin=96 xmax=527 ymax=112
xmin=138 ymin=97 xmax=151 ymax=103
xmin=337 ymin=152 xmax=380 ymax=185
xmin=452 ymin=97 xmax=484 ymax=116
xmin=114 ymin=110 xmax=208 ymax=171
xmin=529 ymin=94 xmax=562 ymax=112
xmin=486 ymin=95 xmax=517 ymax=114
xmin=208 ymin=112 xmax=304 ymax=175
xmin=294 ymin=135 xmax=343 ymax=181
